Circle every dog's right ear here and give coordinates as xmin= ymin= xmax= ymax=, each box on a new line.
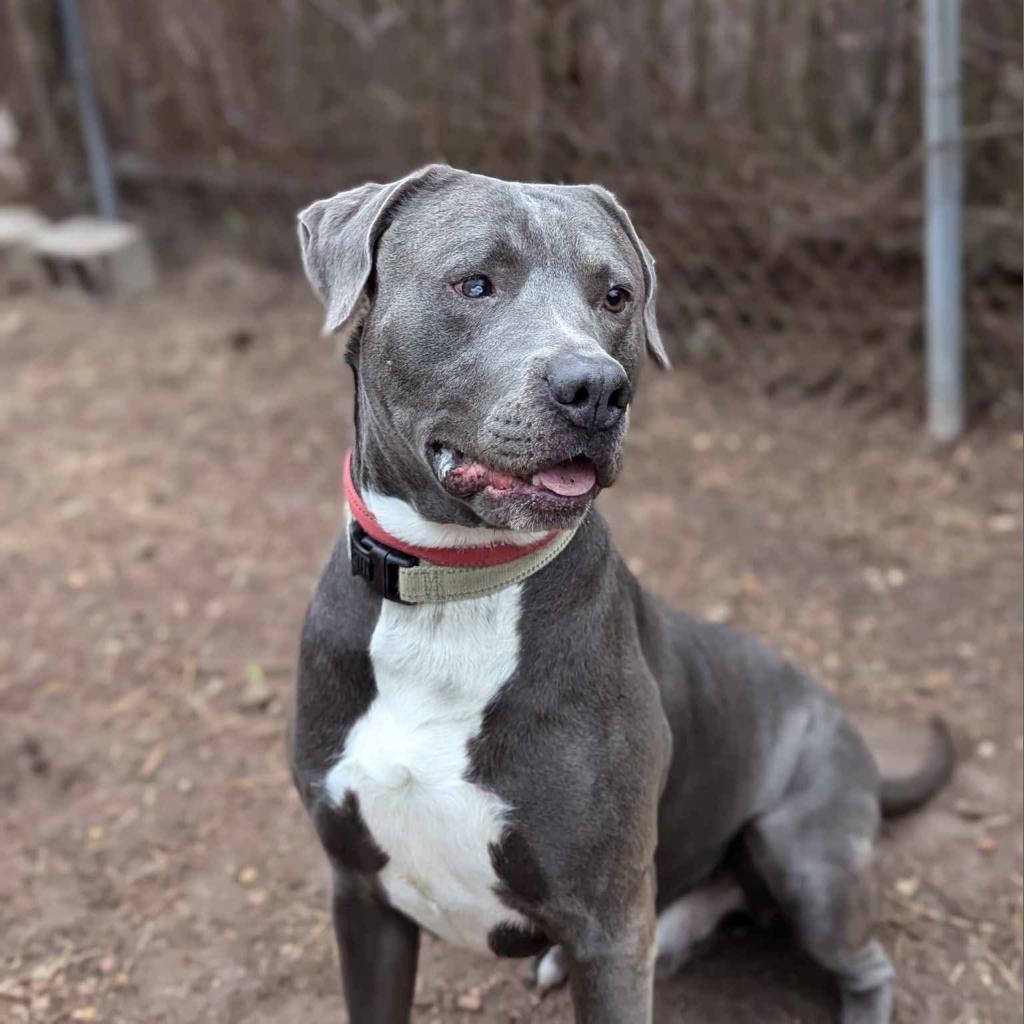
xmin=297 ymin=164 xmax=451 ymax=336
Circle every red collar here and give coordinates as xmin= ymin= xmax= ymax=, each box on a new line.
xmin=343 ymin=450 xmax=557 ymax=569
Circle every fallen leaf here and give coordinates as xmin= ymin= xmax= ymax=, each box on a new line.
xmin=884 ymin=567 xmax=906 ymax=588
xmin=456 ymin=988 xmax=483 ymax=1011
xmin=987 ymin=514 xmax=1017 ymax=534
xmin=894 ymin=877 xmax=919 ymax=897
xmin=703 ymin=601 xmax=733 ymax=624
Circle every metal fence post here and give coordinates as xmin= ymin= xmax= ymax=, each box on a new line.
xmin=923 ymin=0 xmax=964 ymax=441
xmin=57 ymin=0 xmax=120 ymax=221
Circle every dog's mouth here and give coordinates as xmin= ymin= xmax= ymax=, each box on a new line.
xmin=430 ymin=445 xmax=599 ymax=509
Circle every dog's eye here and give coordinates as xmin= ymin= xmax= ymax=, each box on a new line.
xmin=602 ymin=287 xmax=631 ymax=313
xmin=454 ymin=274 xmax=493 ymax=299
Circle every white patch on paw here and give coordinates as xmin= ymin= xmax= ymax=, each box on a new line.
xmin=536 ymin=945 xmax=569 ymax=993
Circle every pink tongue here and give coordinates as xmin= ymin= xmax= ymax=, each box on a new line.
xmin=537 ymin=458 xmax=597 ymax=497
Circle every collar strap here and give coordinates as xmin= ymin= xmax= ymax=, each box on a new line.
xmin=343 ymin=450 xmax=579 ymax=604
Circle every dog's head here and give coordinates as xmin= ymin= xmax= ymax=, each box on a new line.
xmin=298 ymin=164 xmax=667 ymax=532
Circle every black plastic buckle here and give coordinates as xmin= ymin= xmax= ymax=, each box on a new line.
xmin=348 ymin=521 xmax=419 ymax=604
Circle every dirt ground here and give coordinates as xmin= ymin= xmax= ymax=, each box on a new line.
xmin=1 ymin=260 xmax=1021 ymax=1024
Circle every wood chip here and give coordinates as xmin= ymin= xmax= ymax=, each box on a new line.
xmin=139 ymin=744 xmax=166 ymax=780
xmin=456 ymin=988 xmax=483 ymax=1012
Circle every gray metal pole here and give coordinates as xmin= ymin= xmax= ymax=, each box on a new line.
xmin=923 ymin=0 xmax=964 ymax=441
xmin=57 ymin=0 xmax=120 ymax=220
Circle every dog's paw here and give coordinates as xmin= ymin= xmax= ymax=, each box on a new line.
xmin=654 ymin=943 xmax=695 ymax=980
xmin=531 ymin=945 xmax=569 ymax=994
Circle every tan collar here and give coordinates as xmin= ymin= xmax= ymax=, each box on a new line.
xmin=347 ymin=518 xmax=580 ymax=604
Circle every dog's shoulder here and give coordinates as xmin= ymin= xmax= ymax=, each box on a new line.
xmin=289 ymin=534 xmax=380 ymax=794
xmin=302 ymin=533 xmax=377 ymax=647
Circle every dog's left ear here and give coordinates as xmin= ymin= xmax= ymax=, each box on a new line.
xmin=583 ymin=185 xmax=670 ymax=370
xmin=297 ymin=164 xmax=452 ymax=336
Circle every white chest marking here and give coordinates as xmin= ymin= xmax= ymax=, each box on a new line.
xmin=323 ymin=583 xmax=529 ymax=953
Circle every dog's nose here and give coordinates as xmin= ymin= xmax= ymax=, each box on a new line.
xmin=546 ymin=354 xmax=631 ymax=432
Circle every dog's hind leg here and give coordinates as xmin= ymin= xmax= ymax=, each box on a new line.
xmin=534 ymin=874 xmax=746 ymax=994
xmin=743 ymin=779 xmax=894 ymax=1024
xmin=654 ymin=874 xmax=747 ymax=978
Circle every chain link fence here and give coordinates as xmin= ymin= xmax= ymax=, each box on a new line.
xmin=3 ymin=0 xmax=1020 ymax=420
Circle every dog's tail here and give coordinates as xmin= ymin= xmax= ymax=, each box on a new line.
xmin=878 ymin=717 xmax=956 ymax=818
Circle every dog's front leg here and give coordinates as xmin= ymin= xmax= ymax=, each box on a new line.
xmin=330 ymin=867 xmax=420 ymax=1023
xmin=566 ymin=945 xmax=655 ymax=1024
xmin=564 ymin=870 xmax=657 ymax=1024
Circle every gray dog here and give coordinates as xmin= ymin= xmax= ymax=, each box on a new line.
xmin=287 ymin=165 xmax=953 ymax=1023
